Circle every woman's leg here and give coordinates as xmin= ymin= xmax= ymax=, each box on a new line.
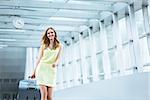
xmin=47 ymin=86 xmax=54 ymax=100
xmin=39 ymin=85 xmax=48 ymax=100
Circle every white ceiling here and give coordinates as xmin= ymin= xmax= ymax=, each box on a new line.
xmin=0 ymin=0 xmax=145 ymax=47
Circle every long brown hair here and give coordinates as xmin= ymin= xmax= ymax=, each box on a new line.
xmin=41 ymin=27 xmax=60 ymax=50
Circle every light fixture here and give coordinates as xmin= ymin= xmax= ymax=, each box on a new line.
xmin=0 ymin=29 xmax=26 ymax=32
xmin=0 ymin=39 xmax=16 ymax=42
xmin=0 ymin=44 xmax=8 ymax=47
xmin=49 ymin=17 xmax=87 ymax=22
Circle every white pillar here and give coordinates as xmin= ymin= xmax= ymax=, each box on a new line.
xmin=125 ymin=13 xmax=136 ymax=74
xmin=88 ymin=27 xmax=99 ymax=81
xmin=76 ymin=41 xmax=83 ymax=85
xmin=68 ymin=40 xmax=74 ymax=87
xmin=62 ymin=45 xmax=68 ymax=88
xmin=112 ymin=13 xmax=125 ymax=75
xmin=99 ymin=20 xmax=111 ymax=79
xmin=24 ymin=48 xmax=34 ymax=79
xmin=59 ymin=60 xmax=64 ymax=89
xmin=142 ymin=4 xmax=150 ymax=56
xmin=33 ymin=48 xmax=38 ymax=71
xmin=58 ymin=44 xmax=65 ymax=89
xmin=56 ymin=63 xmax=63 ymax=90
xmin=65 ymin=46 xmax=71 ymax=88
xmin=147 ymin=0 xmax=150 ymax=58
xmin=79 ymin=33 xmax=89 ymax=84
xmin=71 ymin=37 xmax=80 ymax=86
xmin=128 ymin=4 xmax=143 ymax=72
xmin=55 ymin=45 xmax=65 ymax=90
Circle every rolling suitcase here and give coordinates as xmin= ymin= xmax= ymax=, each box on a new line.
xmin=17 ymin=79 xmax=40 ymax=100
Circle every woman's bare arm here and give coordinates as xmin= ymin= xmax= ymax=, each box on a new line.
xmin=31 ymin=45 xmax=44 ymax=78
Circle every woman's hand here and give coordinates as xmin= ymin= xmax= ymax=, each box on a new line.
xmin=30 ymin=72 xmax=36 ymax=79
xmin=52 ymin=63 xmax=56 ymax=68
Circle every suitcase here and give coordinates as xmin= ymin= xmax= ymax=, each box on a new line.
xmin=17 ymin=79 xmax=40 ymax=100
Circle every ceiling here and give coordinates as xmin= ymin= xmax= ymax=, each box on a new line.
xmin=0 ymin=0 xmax=147 ymax=92
xmin=0 ymin=0 xmax=146 ymax=48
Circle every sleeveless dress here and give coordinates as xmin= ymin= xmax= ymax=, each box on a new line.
xmin=36 ymin=46 xmax=60 ymax=87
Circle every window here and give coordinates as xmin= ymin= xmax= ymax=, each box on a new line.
xmin=93 ymin=31 xmax=102 ymax=52
xmin=108 ymin=49 xmax=117 ymax=72
xmin=118 ymin=18 xmax=128 ymax=42
xmin=96 ymin=53 xmax=104 ymax=73
xmin=135 ymin=9 xmax=145 ymax=36
xmin=106 ymin=24 xmax=115 ymax=48
xmin=122 ymin=44 xmax=132 ymax=69
xmin=139 ymin=37 xmax=150 ymax=65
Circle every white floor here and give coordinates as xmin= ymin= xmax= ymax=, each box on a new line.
xmin=54 ymin=72 xmax=150 ymax=100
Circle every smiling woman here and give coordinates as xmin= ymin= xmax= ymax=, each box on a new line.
xmin=31 ymin=27 xmax=63 ymax=100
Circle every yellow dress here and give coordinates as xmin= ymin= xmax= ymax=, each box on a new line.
xmin=36 ymin=46 xmax=60 ymax=87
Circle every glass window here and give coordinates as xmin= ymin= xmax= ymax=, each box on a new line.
xmin=93 ymin=31 xmax=102 ymax=52
xmin=122 ymin=44 xmax=132 ymax=69
xmin=76 ymin=60 xmax=83 ymax=84
xmin=139 ymin=37 xmax=150 ymax=64
xmin=62 ymin=46 xmax=70 ymax=88
xmin=108 ymin=49 xmax=117 ymax=72
xmin=118 ymin=18 xmax=128 ymax=42
xmin=74 ymin=42 xmax=80 ymax=59
xmin=96 ymin=53 xmax=104 ymax=80
xmin=106 ymin=24 xmax=115 ymax=48
xmin=96 ymin=53 xmax=103 ymax=73
xmin=68 ymin=61 xmax=74 ymax=86
xmin=84 ymin=37 xmax=91 ymax=57
xmin=62 ymin=65 xmax=67 ymax=88
xmin=148 ymin=5 xmax=150 ymax=22
xmin=135 ymin=9 xmax=145 ymax=35
xmin=73 ymin=42 xmax=82 ymax=84
xmin=86 ymin=57 xmax=92 ymax=82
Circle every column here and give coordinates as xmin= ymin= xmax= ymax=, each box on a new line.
xmin=142 ymin=4 xmax=150 ymax=56
xmin=62 ymin=45 xmax=68 ymax=88
xmin=112 ymin=13 xmax=125 ymax=75
xmin=65 ymin=45 xmax=71 ymax=88
xmin=24 ymin=48 xmax=38 ymax=79
xmin=88 ymin=27 xmax=99 ymax=81
xmin=24 ymin=48 xmax=34 ymax=79
xmin=33 ymin=48 xmax=38 ymax=72
xmin=79 ymin=32 xmax=89 ymax=84
xmin=56 ymin=62 xmax=63 ymax=90
xmin=71 ymin=37 xmax=80 ymax=86
xmin=99 ymin=20 xmax=111 ymax=79
xmin=128 ymin=4 xmax=143 ymax=72
xmin=68 ymin=39 xmax=74 ymax=87
xmin=55 ymin=43 xmax=64 ymax=90
xmin=125 ymin=13 xmax=136 ymax=74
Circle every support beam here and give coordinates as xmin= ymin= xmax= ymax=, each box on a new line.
xmin=142 ymin=4 xmax=150 ymax=56
xmin=99 ymin=20 xmax=111 ymax=79
xmin=128 ymin=4 xmax=143 ymax=72
xmin=79 ymin=33 xmax=89 ymax=84
xmin=125 ymin=13 xmax=136 ymax=74
xmin=88 ymin=27 xmax=99 ymax=81
xmin=112 ymin=13 xmax=125 ymax=75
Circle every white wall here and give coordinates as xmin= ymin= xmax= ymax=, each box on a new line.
xmin=54 ymin=72 xmax=150 ymax=100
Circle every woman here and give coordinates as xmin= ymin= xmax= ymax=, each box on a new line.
xmin=31 ymin=27 xmax=62 ymax=100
